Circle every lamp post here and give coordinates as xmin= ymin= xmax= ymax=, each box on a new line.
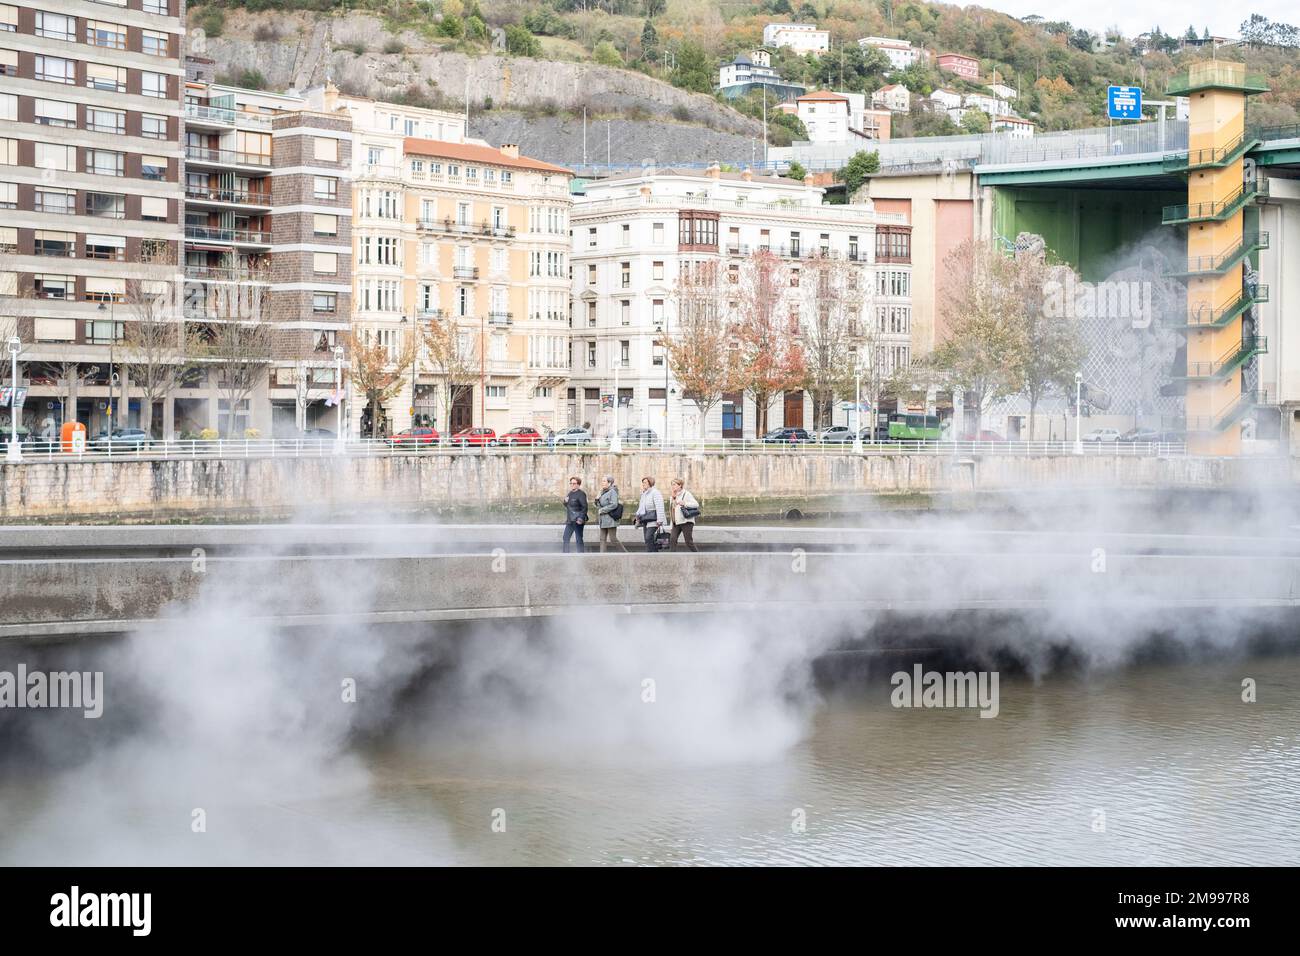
xmin=332 ymin=345 xmax=345 ymax=452
xmin=6 ymin=335 xmax=20 ymax=462
xmin=853 ymin=367 xmax=864 ymax=454
xmin=97 ymin=300 xmax=118 ymax=435
xmin=1073 ymin=370 xmax=1084 ymax=455
xmin=610 ymin=359 xmax=622 ymax=453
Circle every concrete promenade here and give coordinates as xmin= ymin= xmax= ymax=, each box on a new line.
xmin=0 ymin=451 xmax=1288 ymax=522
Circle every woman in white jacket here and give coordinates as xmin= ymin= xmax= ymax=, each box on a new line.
xmin=634 ymin=476 xmax=666 ymax=552
xmin=669 ymin=478 xmax=700 ymax=552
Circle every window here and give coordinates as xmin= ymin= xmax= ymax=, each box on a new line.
xmin=652 ymin=261 xmax=664 ymax=281
xmin=141 ymin=155 xmax=168 ymax=180
xmin=141 ymin=72 xmax=167 ymax=99
xmin=34 ymin=187 xmax=75 ymax=215
xmin=313 ymin=137 xmax=337 ymax=162
xmin=86 ymin=191 xmax=124 ymax=219
xmin=312 ymin=292 xmax=337 ymax=314
xmin=36 ymin=55 xmax=75 ymax=85
xmin=501 ymin=171 xmax=512 ymax=185
xmin=85 ymin=20 xmax=126 ymax=50
xmin=140 ymin=196 xmax=167 ymax=221
xmin=35 ymin=12 xmax=75 ymax=42
xmin=314 ymin=177 xmax=338 ymax=201
xmin=621 ymin=224 xmax=631 ymax=246
xmin=85 ymin=233 xmax=125 ymax=261
xmin=620 ymin=262 xmax=631 ymax=288
xmin=141 ymin=114 xmax=167 ymax=140
xmin=0 ymin=227 xmax=14 ymax=254
xmin=790 ymin=232 xmax=801 ymax=257
xmin=35 ymin=230 xmax=76 ymax=257
xmin=142 ymin=29 xmax=168 ymax=57
xmin=0 ymin=92 xmax=13 ymax=121
xmin=587 ymin=264 xmax=596 ymax=285
xmin=621 ymin=300 xmax=630 ymax=326
xmin=587 ymin=227 xmax=597 ymax=247
xmin=313 ymin=214 xmax=338 ymax=237
xmin=0 ymin=181 xmax=15 ymax=209
xmin=587 ymin=341 xmax=596 ymax=367
xmin=35 ymin=274 xmax=75 ymax=300
xmin=85 ymin=62 xmax=126 ymax=92
xmin=87 ymin=107 xmax=125 ymax=135
xmin=652 ymin=299 xmax=664 ymax=328
xmin=652 ymin=222 xmax=664 ymax=244
xmin=86 ymin=150 xmax=124 ymax=177
xmin=143 ymin=0 xmax=167 ymax=13
xmin=586 ymin=301 xmax=596 ymax=327
xmin=486 ymin=385 xmax=506 ymax=399
xmin=678 ymin=214 xmax=718 ymax=249
xmin=0 ymin=48 xmax=13 ymax=77
xmin=466 ymin=166 xmax=479 ymax=182
xmin=313 ymin=253 xmax=338 ymax=275
xmin=34 ymin=142 xmax=76 ymax=172
xmin=620 ymin=340 xmax=630 ymax=366
xmin=0 ymin=5 xmax=15 ymax=32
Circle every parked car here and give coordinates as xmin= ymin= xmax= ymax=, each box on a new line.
xmin=500 ymin=426 xmax=543 ymax=446
xmin=450 ymin=427 xmax=496 ymax=447
xmin=818 ymin=425 xmax=853 ymax=442
xmin=549 ymin=426 xmax=593 ymax=447
xmin=1118 ymin=427 xmax=1162 ymax=443
xmin=90 ymin=428 xmax=152 ymax=450
xmin=387 ymin=426 xmax=439 ymax=447
xmin=302 ymin=427 xmax=335 ymax=440
xmin=762 ymin=427 xmax=812 ymax=444
xmin=1083 ymin=427 xmax=1121 ymax=443
xmin=615 ymin=427 xmax=658 ymax=447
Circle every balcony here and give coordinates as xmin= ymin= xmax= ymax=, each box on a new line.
xmin=185 ymin=146 xmax=272 ymax=168
xmin=453 ymin=265 xmax=480 ymax=280
xmin=1167 ymin=64 xmax=1269 ymax=96
xmin=417 ymin=218 xmax=516 ymax=239
xmin=488 ymin=311 xmax=513 ymax=327
xmin=184 ymin=103 xmax=272 ymax=129
xmin=1162 ymin=180 xmax=1266 ymax=225
xmin=1174 ymin=285 xmax=1269 ymax=329
xmin=184 ymin=225 xmax=272 ymax=246
xmin=184 ymin=265 xmax=270 ymax=283
xmin=415 ymin=308 xmax=447 ymax=320
xmin=185 ymin=185 xmax=272 ymax=207
xmin=1179 ymin=336 xmax=1267 ymax=380
xmin=1166 ymin=231 xmax=1269 ymax=277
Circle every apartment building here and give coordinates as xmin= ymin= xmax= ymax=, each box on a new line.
xmin=181 ymin=76 xmax=354 ymax=437
xmin=936 ymin=52 xmax=979 ymax=81
xmin=858 ymin=37 xmax=925 ymax=71
xmin=570 ymin=166 xmax=912 ymax=441
xmin=1 ymin=0 xmax=186 ymax=438
xmin=871 ymin=83 xmax=910 ymax=114
xmin=400 ymin=137 xmax=573 ymax=435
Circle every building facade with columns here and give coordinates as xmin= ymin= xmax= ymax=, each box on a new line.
xmin=569 ymin=166 xmax=912 ymax=442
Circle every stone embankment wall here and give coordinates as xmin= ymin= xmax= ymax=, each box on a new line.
xmin=0 ymin=452 xmax=1286 ymax=523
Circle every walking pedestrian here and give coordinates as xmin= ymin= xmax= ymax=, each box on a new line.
xmin=562 ymin=476 xmax=588 ymax=553
xmin=669 ymin=478 xmax=701 ymax=552
xmin=596 ymin=475 xmax=627 ymax=553
xmin=633 ymin=476 xmax=666 ymax=552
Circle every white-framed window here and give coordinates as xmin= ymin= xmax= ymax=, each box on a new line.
xmin=313 ymin=137 xmax=337 ymax=162
xmin=313 ymin=292 xmax=337 ymax=313
xmin=36 ymin=55 xmax=75 ymax=84
xmin=85 ymin=62 xmax=126 ymax=92
xmin=87 ymin=107 xmax=125 ymax=135
xmin=140 ymin=196 xmax=167 ymax=221
xmin=35 ymin=11 xmax=75 ymax=42
xmin=143 ymin=0 xmax=167 ymax=13
xmin=141 ymin=113 xmax=167 ymax=139
xmin=313 ymin=176 xmax=338 ymax=201
xmin=34 ymin=187 xmax=75 ymax=215
xmin=0 ymin=182 xmax=16 ymax=209
xmin=652 ymin=260 xmax=664 ymax=281
xmin=85 ymin=191 xmax=124 ymax=218
xmin=141 ymin=71 xmax=167 ymax=98
xmin=0 ymin=92 xmax=15 ymax=122
xmin=34 ymin=142 xmax=76 ymax=172
xmin=142 ymin=29 xmax=168 ymax=57
xmin=141 ymin=154 xmax=167 ymax=180
xmin=0 ymin=5 xmax=16 ymax=33
xmin=313 ymin=213 xmax=338 ymax=237
xmin=620 ymin=223 xmax=631 ymax=246
xmin=313 ymin=252 xmax=338 ymax=275
xmin=652 ymin=222 xmax=664 ymax=244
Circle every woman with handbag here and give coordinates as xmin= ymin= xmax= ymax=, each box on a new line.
xmin=669 ymin=478 xmax=701 ymax=552
xmin=634 ymin=476 xmax=666 ymax=552
xmin=596 ymin=475 xmax=628 ymax=553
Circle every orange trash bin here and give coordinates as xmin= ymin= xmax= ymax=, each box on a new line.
xmin=61 ymin=420 xmax=86 ymax=454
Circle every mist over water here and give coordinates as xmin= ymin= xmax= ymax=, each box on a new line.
xmin=3 ymin=488 xmax=1300 ymax=865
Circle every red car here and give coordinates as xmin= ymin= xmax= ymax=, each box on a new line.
xmin=500 ymin=426 xmax=543 ymax=446
xmin=451 ymin=427 xmax=497 ymax=447
xmin=387 ymin=426 xmax=439 ymax=447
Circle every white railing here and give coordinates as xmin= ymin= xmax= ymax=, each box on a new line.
xmin=3 ymin=437 xmax=1190 ymax=462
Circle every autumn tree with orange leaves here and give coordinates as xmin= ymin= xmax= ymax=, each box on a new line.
xmin=348 ymin=328 xmax=415 ymax=439
xmin=667 ymin=257 xmax=738 ymax=440
xmin=732 ymin=249 xmax=806 ymax=436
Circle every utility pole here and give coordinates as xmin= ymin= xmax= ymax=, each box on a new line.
xmin=762 ymin=84 xmax=768 ymax=168
xmin=583 ymin=106 xmax=587 ymax=167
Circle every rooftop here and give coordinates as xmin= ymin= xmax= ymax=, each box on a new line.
xmin=402 ymin=138 xmax=571 ymax=175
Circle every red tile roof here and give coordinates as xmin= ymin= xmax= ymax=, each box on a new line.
xmin=796 ymin=90 xmax=849 ymax=102
xmin=402 ymin=138 xmax=572 ymax=175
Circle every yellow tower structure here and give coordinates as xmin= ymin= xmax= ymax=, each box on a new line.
xmin=1164 ymin=61 xmax=1270 ymax=455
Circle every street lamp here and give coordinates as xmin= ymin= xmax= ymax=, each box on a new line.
xmin=332 ymin=345 xmax=345 ymax=452
xmin=97 ymin=300 xmax=119 ymax=433
xmin=853 ymin=367 xmax=864 ymax=454
xmin=609 ymin=358 xmax=622 ymax=453
xmin=1073 ymin=371 xmax=1084 ymax=455
xmin=6 ymin=335 xmax=21 ymax=462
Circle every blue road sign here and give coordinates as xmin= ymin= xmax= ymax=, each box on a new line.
xmin=1107 ymin=85 xmax=1142 ymax=120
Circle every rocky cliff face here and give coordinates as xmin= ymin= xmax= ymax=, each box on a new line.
xmin=194 ymin=11 xmax=763 ymax=159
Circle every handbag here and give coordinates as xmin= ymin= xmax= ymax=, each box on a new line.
xmin=681 ymin=504 xmax=701 ymax=519
xmin=610 ymin=502 xmax=625 ymax=521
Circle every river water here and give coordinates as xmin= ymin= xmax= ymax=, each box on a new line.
xmin=4 ymin=647 xmax=1296 ymax=866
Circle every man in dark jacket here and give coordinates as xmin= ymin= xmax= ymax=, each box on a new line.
xmin=562 ymin=476 xmax=589 ymax=553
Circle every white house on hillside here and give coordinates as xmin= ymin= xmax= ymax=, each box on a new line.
xmin=858 ymin=36 xmax=925 ymax=70
xmin=871 ymin=83 xmax=910 ymax=113
xmin=762 ymin=22 xmax=830 ymax=54
xmin=986 ymin=83 xmax=1017 ymax=101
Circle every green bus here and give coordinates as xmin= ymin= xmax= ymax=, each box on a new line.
xmin=887 ymin=413 xmax=942 ymax=441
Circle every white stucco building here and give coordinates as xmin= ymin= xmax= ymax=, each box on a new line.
xmin=872 ymin=83 xmax=911 ymax=113
xmin=568 ymin=167 xmax=912 ymax=441
xmin=858 ymin=36 xmax=924 ymax=71
xmin=762 ymin=22 xmax=831 ymax=54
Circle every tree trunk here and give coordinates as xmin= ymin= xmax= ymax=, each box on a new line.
xmin=1027 ymin=392 xmax=1038 ymax=442
xmin=139 ymin=394 xmax=154 ymax=439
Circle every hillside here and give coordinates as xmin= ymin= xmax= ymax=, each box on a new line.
xmin=189 ymin=1 xmax=1300 ymax=150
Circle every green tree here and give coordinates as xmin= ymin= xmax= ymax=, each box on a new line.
xmin=838 ymin=150 xmax=880 ymax=196
xmin=641 ymin=19 xmax=659 ymax=62
xmin=438 ymin=14 xmax=464 ymax=39
xmin=465 ymin=15 xmax=488 ymax=43
xmin=787 ymin=160 xmax=807 ymax=181
xmin=505 ymin=24 xmax=541 ymax=58
xmin=593 ymin=40 xmax=624 ymax=67
xmin=643 ymin=0 xmax=666 ymax=17
xmin=670 ymin=42 xmax=713 ymax=94
xmin=960 ymin=107 xmax=990 ymax=133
